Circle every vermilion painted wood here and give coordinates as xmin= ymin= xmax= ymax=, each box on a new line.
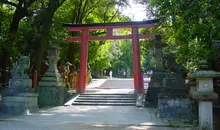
xmin=107 ymin=28 xmax=113 ymax=36
xmin=131 ymin=27 xmax=144 ymax=94
xmin=64 ymin=21 xmax=158 ymax=94
xmin=78 ymin=29 xmax=89 ymax=93
xmin=138 ymin=34 xmax=155 ymax=39
xmin=66 ymin=23 xmax=156 ymax=31
xmin=67 ymin=34 xmax=155 ymax=42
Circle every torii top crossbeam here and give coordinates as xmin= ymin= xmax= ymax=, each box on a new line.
xmin=63 ymin=19 xmax=159 ymax=42
xmin=63 ymin=19 xmax=158 ymax=30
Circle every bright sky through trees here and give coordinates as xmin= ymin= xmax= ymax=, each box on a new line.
xmin=121 ymin=0 xmax=146 ymax=21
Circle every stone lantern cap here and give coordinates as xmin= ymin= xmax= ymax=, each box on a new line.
xmin=189 ymin=60 xmax=220 ymax=78
xmin=189 ymin=71 xmax=220 ymax=78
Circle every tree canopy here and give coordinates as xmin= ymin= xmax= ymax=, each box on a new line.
xmin=137 ymin=0 xmax=220 ymax=71
xmin=0 ymin=0 xmax=141 ymax=85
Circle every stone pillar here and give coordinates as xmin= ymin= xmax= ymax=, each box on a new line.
xmin=37 ymin=41 xmax=67 ymax=107
xmin=2 ymin=56 xmax=38 ymax=115
xmin=187 ymin=78 xmax=198 ymax=120
xmin=153 ymin=35 xmax=163 ymax=72
xmin=145 ymin=35 xmax=166 ymax=107
xmin=190 ymin=60 xmax=219 ymax=130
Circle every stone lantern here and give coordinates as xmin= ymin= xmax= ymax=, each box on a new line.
xmin=37 ymin=41 xmax=67 ymax=107
xmin=190 ymin=60 xmax=219 ymax=130
xmin=153 ymin=35 xmax=163 ymax=72
xmin=44 ymin=42 xmax=61 ymax=78
xmin=145 ymin=35 xmax=166 ymax=107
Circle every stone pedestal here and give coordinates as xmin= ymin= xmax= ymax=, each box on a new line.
xmin=2 ymin=93 xmax=38 ymax=115
xmin=158 ymin=76 xmax=191 ymax=118
xmin=36 ymin=42 xmax=68 ymax=107
xmin=37 ymin=76 xmax=67 ymax=107
xmin=2 ymin=56 xmax=39 ymax=115
xmin=3 ymin=79 xmax=34 ymax=96
xmin=158 ymin=87 xmax=190 ymax=118
xmin=2 ymin=79 xmax=38 ymax=115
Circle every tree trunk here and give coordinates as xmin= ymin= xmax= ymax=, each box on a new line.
xmin=34 ymin=20 xmax=53 ymax=73
xmin=0 ymin=8 xmax=26 ymax=86
xmin=33 ymin=0 xmax=66 ymax=73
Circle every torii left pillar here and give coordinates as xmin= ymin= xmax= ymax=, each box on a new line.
xmin=77 ymin=29 xmax=89 ymax=93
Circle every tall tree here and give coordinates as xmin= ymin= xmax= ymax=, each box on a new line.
xmin=0 ymin=0 xmax=37 ymax=85
xmin=137 ymin=0 xmax=220 ymax=71
xmin=32 ymin=0 xmax=67 ymax=72
xmin=52 ymin=0 xmax=129 ymax=70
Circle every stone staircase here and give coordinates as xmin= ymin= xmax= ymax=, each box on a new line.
xmin=72 ymin=93 xmax=136 ymax=106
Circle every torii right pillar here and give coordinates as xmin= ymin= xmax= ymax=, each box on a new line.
xmin=132 ymin=27 xmax=143 ymax=94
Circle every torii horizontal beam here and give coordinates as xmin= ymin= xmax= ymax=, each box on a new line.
xmin=63 ymin=19 xmax=159 ymax=31
xmin=67 ymin=34 xmax=155 ymax=42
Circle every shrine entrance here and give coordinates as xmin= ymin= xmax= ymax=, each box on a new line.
xmin=63 ymin=20 xmax=158 ymax=94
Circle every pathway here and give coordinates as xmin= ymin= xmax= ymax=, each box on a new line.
xmin=0 ymin=78 xmax=193 ymax=130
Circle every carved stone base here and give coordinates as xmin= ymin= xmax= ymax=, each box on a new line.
xmin=2 ymin=93 xmax=39 ymax=115
xmin=3 ymin=79 xmax=34 ymax=96
xmin=157 ymin=88 xmax=193 ymax=118
xmin=37 ymin=83 xmax=68 ymax=107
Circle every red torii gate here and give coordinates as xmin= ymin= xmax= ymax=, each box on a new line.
xmin=63 ymin=19 xmax=158 ymax=94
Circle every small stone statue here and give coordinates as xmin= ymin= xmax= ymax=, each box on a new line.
xmin=11 ymin=56 xmax=30 ymax=79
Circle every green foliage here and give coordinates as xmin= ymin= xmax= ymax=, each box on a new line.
xmin=137 ymin=0 xmax=220 ymax=71
xmin=52 ymin=0 xmax=130 ymax=72
xmin=90 ymin=42 xmax=112 ymax=71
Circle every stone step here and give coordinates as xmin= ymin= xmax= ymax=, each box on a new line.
xmin=80 ymin=93 xmax=135 ymax=95
xmin=74 ymin=100 xmax=135 ymax=103
xmin=79 ymin=94 xmax=136 ymax=98
xmin=72 ymin=102 xmax=136 ymax=106
xmin=71 ymin=93 xmax=136 ymax=106
xmin=77 ymin=97 xmax=135 ymax=100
